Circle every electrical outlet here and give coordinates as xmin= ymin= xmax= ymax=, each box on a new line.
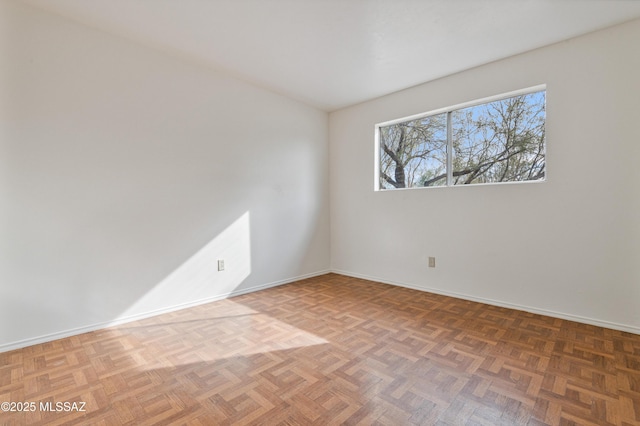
xmin=217 ymin=259 xmax=225 ymax=271
xmin=428 ymin=257 xmax=436 ymax=268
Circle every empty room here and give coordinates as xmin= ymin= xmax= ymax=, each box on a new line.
xmin=1 ymin=0 xmax=640 ymax=424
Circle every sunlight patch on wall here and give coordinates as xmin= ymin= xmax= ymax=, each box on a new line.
xmin=119 ymin=212 xmax=252 ymax=318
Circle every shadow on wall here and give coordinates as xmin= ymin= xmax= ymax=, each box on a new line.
xmin=118 ymin=212 xmax=252 ymax=319
xmin=0 ymin=210 xmax=255 ymax=350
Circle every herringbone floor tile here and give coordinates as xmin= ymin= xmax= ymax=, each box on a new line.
xmin=1 ymin=273 xmax=640 ymax=425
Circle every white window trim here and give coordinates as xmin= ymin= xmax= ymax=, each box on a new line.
xmin=374 ymin=84 xmax=546 ymax=191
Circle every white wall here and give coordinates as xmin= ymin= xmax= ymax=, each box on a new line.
xmin=330 ymin=19 xmax=640 ymax=332
xmin=0 ymin=0 xmax=330 ymax=350
xmin=2 ymin=2 xmax=638 ymax=353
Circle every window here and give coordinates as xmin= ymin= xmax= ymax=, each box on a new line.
xmin=376 ymin=87 xmax=546 ymax=190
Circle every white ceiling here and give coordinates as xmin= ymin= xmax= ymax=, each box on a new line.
xmin=24 ymin=0 xmax=640 ymax=111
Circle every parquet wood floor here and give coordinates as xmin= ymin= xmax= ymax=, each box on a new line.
xmin=1 ymin=273 xmax=640 ymax=425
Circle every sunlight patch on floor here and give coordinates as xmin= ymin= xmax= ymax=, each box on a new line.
xmin=109 ymin=299 xmax=328 ymax=371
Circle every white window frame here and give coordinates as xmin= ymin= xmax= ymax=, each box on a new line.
xmin=374 ymin=84 xmax=546 ymax=191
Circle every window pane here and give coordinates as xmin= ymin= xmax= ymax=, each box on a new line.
xmin=378 ymin=113 xmax=447 ymax=189
xmin=451 ymin=91 xmax=546 ymax=185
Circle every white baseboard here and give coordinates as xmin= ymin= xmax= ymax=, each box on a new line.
xmin=4 ymin=267 xmax=637 ymax=353
xmin=0 ymin=269 xmax=330 ymax=353
xmin=331 ymin=269 xmax=640 ymax=335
